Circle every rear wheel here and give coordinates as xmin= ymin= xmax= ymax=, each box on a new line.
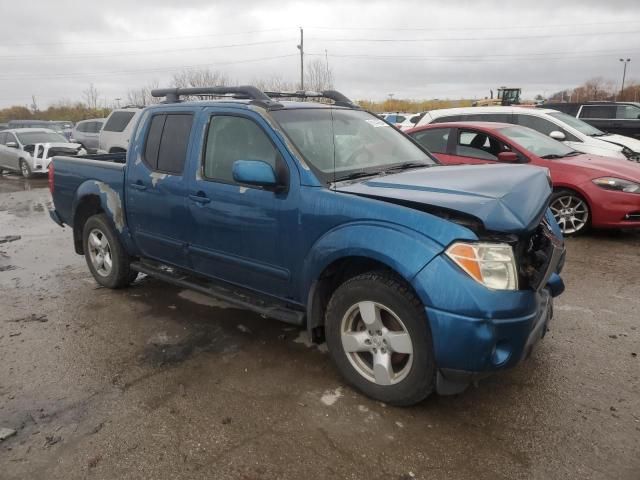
xmin=325 ymin=271 xmax=436 ymax=406
xmin=82 ymin=214 xmax=137 ymax=288
xmin=19 ymin=160 xmax=32 ymax=179
xmin=549 ymin=189 xmax=590 ymax=235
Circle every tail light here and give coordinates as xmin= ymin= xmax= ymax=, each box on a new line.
xmin=48 ymin=160 xmax=54 ymax=194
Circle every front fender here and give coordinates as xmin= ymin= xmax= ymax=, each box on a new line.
xmin=300 ymin=220 xmax=444 ymax=299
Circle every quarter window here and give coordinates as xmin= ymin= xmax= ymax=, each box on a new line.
xmin=103 ymin=111 xmax=136 ymax=132
xmin=579 ymin=105 xmax=616 ymax=119
xmin=617 ymin=105 xmax=640 ymax=120
xmin=143 ymin=113 xmax=193 ymax=174
xmin=456 ymin=130 xmax=499 ymax=160
xmin=203 ymin=116 xmax=280 ymax=184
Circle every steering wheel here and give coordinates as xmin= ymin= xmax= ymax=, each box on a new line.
xmin=340 ymin=146 xmax=374 ymax=168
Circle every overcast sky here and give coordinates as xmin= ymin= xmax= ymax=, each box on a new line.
xmin=0 ymin=0 xmax=639 ymax=108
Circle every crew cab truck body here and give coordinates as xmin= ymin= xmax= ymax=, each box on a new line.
xmin=49 ymin=87 xmax=565 ymax=405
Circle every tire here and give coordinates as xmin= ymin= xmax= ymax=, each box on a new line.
xmin=325 ymin=271 xmax=436 ymax=406
xmin=19 ymin=159 xmax=32 ymax=179
xmin=82 ymin=214 xmax=137 ymax=289
xmin=549 ymin=189 xmax=590 ymax=236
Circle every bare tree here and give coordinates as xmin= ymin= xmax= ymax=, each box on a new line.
xmin=252 ymin=75 xmax=298 ymax=92
xmin=171 ymin=68 xmax=229 ymax=88
xmin=125 ymin=80 xmax=161 ymax=106
xmin=83 ymin=83 xmax=100 ymax=110
xmin=304 ymin=58 xmax=334 ymax=92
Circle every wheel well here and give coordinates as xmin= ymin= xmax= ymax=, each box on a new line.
xmin=307 ymin=256 xmax=414 ymax=343
xmin=552 ymin=187 xmax=591 ymax=211
xmin=73 ymin=195 xmax=104 ymax=254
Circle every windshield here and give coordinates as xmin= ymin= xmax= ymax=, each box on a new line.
xmin=271 ymin=108 xmax=436 ymax=182
xmin=548 ymin=111 xmax=604 ymax=136
xmin=17 ymin=131 xmax=68 ymax=145
xmin=499 ymin=126 xmax=577 ymax=158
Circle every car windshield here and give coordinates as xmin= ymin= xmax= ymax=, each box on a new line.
xmin=499 ymin=125 xmax=577 ymax=158
xmin=548 ymin=111 xmax=604 ymax=136
xmin=271 ymin=108 xmax=436 ymax=182
xmin=17 ymin=131 xmax=68 ymax=145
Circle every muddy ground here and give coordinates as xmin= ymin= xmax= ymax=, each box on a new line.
xmin=0 ymin=174 xmax=638 ymax=480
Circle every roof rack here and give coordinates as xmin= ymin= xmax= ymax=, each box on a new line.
xmin=150 ymin=86 xmax=358 ymax=109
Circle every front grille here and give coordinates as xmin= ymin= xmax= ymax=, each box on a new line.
xmin=516 ymin=220 xmax=564 ymax=290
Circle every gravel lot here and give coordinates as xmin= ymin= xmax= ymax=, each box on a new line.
xmin=1 ymin=175 xmax=639 ymax=480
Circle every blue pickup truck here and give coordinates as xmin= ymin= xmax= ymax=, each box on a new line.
xmin=49 ymin=87 xmax=565 ymax=405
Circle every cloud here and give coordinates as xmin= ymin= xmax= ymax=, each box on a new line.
xmin=0 ymin=0 xmax=638 ymax=108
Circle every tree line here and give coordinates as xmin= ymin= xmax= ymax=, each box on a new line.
xmin=549 ymin=77 xmax=640 ymax=103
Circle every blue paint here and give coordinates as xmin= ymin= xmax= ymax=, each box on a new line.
xmin=49 ymin=99 xmax=565 ymax=378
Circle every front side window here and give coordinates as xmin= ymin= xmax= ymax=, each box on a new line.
xmin=92 ymin=121 xmax=104 ymax=133
xmin=411 ymin=128 xmax=450 ymax=154
xmin=271 ymin=108 xmax=436 ymax=183
xmin=579 ymin=105 xmax=616 ymax=119
xmin=143 ymin=113 xmax=193 ymax=174
xmin=203 ymin=116 xmax=280 ymax=184
xmin=547 ymin=111 xmax=604 ymax=137
xmin=103 ymin=111 xmax=136 ymax=132
xmin=617 ymin=105 xmax=640 ymax=120
xmin=456 ymin=130 xmax=500 ymax=160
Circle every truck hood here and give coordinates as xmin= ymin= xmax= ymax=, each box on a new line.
xmin=335 ymin=164 xmax=552 ymax=234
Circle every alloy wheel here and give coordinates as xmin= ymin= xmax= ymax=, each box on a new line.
xmin=340 ymin=301 xmax=413 ymax=385
xmin=88 ymin=228 xmax=113 ymax=277
xmin=550 ymin=195 xmax=589 ymax=234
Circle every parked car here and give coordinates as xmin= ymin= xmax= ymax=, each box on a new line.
xmin=415 ymin=106 xmax=640 ymax=162
xmin=380 ymin=112 xmax=412 ymax=128
xmin=398 ymin=112 xmax=426 ymax=131
xmin=72 ymin=118 xmax=106 ymax=153
xmin=541 ymin=102 xmax=640 ymax=140
xmin=98 ymin=107 xmax=143 ymax=153
xmin=49 ymin=87 xmax=565 ymax=406
xmin=0 ymin=123 xmax=9 ymax=131
xmin=7 ymin=120 xmax=74 ymax=140
xmin=0 ymin=128 xmax=85 ymax=178
xmin=407 ymin=122 xmax=640 ymax=235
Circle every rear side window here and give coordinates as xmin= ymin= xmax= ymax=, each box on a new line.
xmin=617 ymin=105 xmax=640 ymax=120
xmin=411 ymin=128 xmax=450 ymax=153
xmin=463 ymin=113 xmax=512 ymax=123
xmin=579 ymin=105 xmax=616 ymax=119
xmin=76 ymin=122 xmax=87 ymax=133
xmin=143 ymin=114 xmax=193 ymax=174
xmin=432 ymin=115 xmax=462 ymax=124
xmin=514 ymin=114 xmax=560 ymax=136
xmin=103 ymin=111 xmax=136 ymax=132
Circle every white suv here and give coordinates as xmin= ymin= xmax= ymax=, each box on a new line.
xmin=98 ymin=107 xmax=143 ymax=154
xmin=415 ymin=106 xmax=640 ymax=161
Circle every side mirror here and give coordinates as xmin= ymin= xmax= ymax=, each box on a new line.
xmin=497 ymin=151 xmax=519 ymax=162
xmin=232 ymin=160 xmax=278 ymax=188
xmin=549 ymin=131 xmax=566 ymax=141
xmin=5 ymin=141 xmax=18 ymax=148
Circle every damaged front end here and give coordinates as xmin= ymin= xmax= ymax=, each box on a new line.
xmin=23 ymin=143 xmax=85 ymax=173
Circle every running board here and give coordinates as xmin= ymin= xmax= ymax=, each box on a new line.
xmin=130 ymin=261 xmax=305 ymax=326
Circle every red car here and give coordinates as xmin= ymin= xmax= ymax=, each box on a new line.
xmin=407 ymin=122 xmax=640 ymax=235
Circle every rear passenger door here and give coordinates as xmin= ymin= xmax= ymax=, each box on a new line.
xmin=577 ymin=105 xmax=617 ymax=133
xmin=126 ymin=112 xmax=195 ymax=268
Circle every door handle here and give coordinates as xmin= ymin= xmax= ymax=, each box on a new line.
xmin=130 ymin=181 xmax=147 ymax=191
xmin=189 ymin=193 xmax=211 ymax=204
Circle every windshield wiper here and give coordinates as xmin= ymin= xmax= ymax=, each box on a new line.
xmin=588 ymin=132 xmax=607 ymax=137
xmin=333 ymin=170 xmax=384 ymax=182
xmin=562 ymin=151 xmax=582 ymax=157
xmin=540 ymin=154 xmax=564 ymax=159
xmin=383 ymin=161 xmax=433 ymax=173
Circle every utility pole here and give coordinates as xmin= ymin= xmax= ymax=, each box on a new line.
xmin=619 ymin=58 xmax=631 ymax=99
xmin=297 ymin=28 xmax=304 ymax=91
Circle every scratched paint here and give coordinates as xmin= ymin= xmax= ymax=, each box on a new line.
xmin=149 ymin=172 xmax=168 ymax=187
xmin=95 ymin=181 xmax=125 ymax=232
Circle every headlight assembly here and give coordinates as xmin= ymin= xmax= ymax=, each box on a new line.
xmin=592 ymin=177 xmax=640 ymax=194
xmin=446 ymin=242 xmax=518 ymax=290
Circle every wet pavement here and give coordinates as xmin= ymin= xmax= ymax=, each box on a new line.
xmin=1 ymin=173 xmax=639 ymax=479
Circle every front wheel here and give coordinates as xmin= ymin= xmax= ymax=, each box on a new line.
xmin=19 ymin=160 xmax=32 ymax=179
xmin=325 ymin=271 xmax=436 ymax=406
xmin=549 ymin=189 xmax=590 ymax=236
xmin=82 ymin=214 xmax=137 ymax=289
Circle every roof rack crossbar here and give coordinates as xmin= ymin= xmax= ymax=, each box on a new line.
xmin=264 ymin=90 xmax=357 ymax=107
xmin=151 ymin=86 xmax=273 ymax=103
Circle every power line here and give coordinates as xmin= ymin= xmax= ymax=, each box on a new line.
xmin=0 ymin=28 xmax=295 ymax=47
xmin=0 ymin=39 xmax=296 ymax=61
xmin=308 ymin=30 xmax=640 ymax=43
xmin=0 ymin=54 xmax=297 ymax=80
xmin=307 ymin=20 xmax=640 ymax=32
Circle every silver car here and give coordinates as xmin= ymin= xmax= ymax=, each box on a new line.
xmin=71 ymin=118 xmax=105 ymax=153
xmin=0 ymin=128 xmax=85 ymax=178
